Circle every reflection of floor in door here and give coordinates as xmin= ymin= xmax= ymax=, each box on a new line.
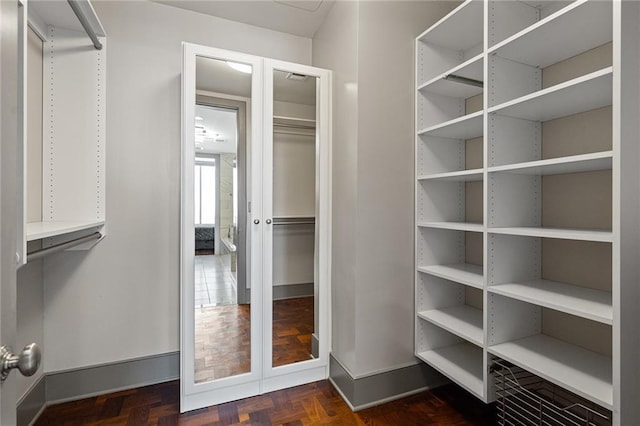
xmin=272 ymin=297 xmax=314 ymax=367
xmin=195 ymin=296 xmax=314 ymax=383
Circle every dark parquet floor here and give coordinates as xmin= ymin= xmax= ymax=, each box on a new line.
xmin=196 ymin=297 xmax=315 ymax=382
xmin=35 ymin=379 xmax=495 ymax=425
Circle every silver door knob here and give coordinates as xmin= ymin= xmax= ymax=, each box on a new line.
xmin=266 ymin=219 xmax=272 ymax=224
xmin=254 ymin=219 xmax=260 ymax=224
xmin=0 ymin=343 xmax=41 ymax=381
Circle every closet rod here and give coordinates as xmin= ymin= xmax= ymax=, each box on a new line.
xmin=67 ymin=0 xmax=103 ymax=50
xmin=272 ymin=217 xmax=316 ymax=226
xmin=27 ymin=232 xmax=102 ymax=262
xmin=274 ymin=123 xmax=316 ymax=130
xmin=443 ymin=74 xmax=483 ymax=88
xmin=273 ymin=221 xmax=315 ymax=225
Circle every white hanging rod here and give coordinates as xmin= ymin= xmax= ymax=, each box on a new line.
xmin=273 ymin=217 xmax=316 ymax=225
xmin=27 ymin=232 xmax=102 ymax=262
xmin=67 ymin=0 xmax=103 ymax=50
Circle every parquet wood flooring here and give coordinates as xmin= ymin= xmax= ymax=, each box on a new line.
xmin=195 ymin=297 xmax=314 ymax=382
xmin=272 ymin=297 xmax=314 ymax=367
xmin=35 ymin=379 xmax=495 ymax=425
xmin=195 ymin=304 xmax=251 ymax=383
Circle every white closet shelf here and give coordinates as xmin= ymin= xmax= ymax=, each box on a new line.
xmin=489 ymin=0 xmax=612 ymax=68
xmin=488 ymin=67 xmax=612 ymax=122
xmin=489 ymin=280 xmax=612 ymax=325
xmin=26 ymin=220 xmax=105 ymax=241
xmin=489 ymin=334 xmax=613 ymax=410
xmin=418 ymin=305 xmax=483 ymax=346
xmin=417 ymin=342 xmax=484 ymax=399
xmin=418 ymin=264 xmax=483 ymax=289
xmin=488 ymin=151 xmax=613 ymax=175
xmin=417 ymin=221 xmax=483 ymax=232
xmin=417 ymin=0 xmax=483 ymax=52
xmin=418 ymin=111 xmax=483 ymax=140
xmin=489 ymin=227 xmax=612 ymax=243
xmin=417 ymin=169 xmax=483 ymax=182
xmin=418 ymin=54 xmax=483 ymax=98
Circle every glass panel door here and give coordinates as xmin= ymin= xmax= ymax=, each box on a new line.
xmin=181 ymin=44 xmax=263 ymax=411
xmin=262 ymin=60 xmax=331 ymax=392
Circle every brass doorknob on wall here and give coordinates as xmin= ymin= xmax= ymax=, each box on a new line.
xmin=0 ymin=343 xmax=41 ymax=381
xmin=266 ymin=219 xmax=272 ymax=224
xmin=254 ymin=219 xmax=260 ymax=224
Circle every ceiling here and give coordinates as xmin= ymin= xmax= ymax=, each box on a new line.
xmin=195 ymin=105 xmax=238 ymax=154
xmin=154 ymin=0 xmax=335 ymax=38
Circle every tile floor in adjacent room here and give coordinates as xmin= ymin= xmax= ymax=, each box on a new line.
xmin=195 ymin=254 xmax=236 ymax=306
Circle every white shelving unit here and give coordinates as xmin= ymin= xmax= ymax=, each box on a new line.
xmin=22 ymin=0 xmax=106 ymax=263
xmin=416 ymin=0 xmax=640 ymax=422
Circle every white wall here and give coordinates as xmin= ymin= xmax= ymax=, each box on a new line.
xmin=42 ymin=0 xmax=312 ymax=373
xmin=312 ymin=0 xmax=360 ymax=371
xmin=313 ymin=1 xmax=459 ymax=378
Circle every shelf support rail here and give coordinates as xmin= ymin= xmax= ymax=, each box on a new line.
xmin=67 ymin=0 xmax=103 ymax=50
xmin=27 ymin=232 xmax=102 ymax=262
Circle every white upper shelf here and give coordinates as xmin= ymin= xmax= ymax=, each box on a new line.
xmin=489 ymin=279 xmax=612 ymax=325
xmin=418 ymin=222 xmax=483 ymax=233
xmin=418 ymin=263 xmax=484 ymax=289
xmin=488 ymin=151 xmax=613 ymax=176
xmin=418 ymin=54 xmax=483 ymax=98
xmin=418 ymin=169 xmax=483 ymax=182
xmin=417 ymin=0 xmax=483 ymax=52
xmin=26 ymin=220 xmax=105 ymax=241
xmin=489 ymin=226 xmax=612 ymax=243
xmin=418 ymin=111 xmax=483 ymax=140
xmin=29 ymin=0 xmax=106 ymax=38
xmin=489 ymin=67 xmax=612 ymax=122
xmin=418 ymin=305 xmax=483 ymax=346
xmin=489 ymin=0 xmax=612 ymax=68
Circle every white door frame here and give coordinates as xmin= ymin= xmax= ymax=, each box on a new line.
xmin=180 ymin=43 xmax=332 ymax=413
xmin=0 ymin=0 xmax=23 ymax=423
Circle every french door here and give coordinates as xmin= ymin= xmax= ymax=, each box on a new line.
xmin=180 ymin=44 xmax=331 ymax=412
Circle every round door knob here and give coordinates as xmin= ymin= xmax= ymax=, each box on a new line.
xmin=254 ymin=219 xmax=260 ymax=224
xmin=0 ymin=343 xmax=41 ymax=381
xmin=266 ymin=219 xmax=272 ymax=224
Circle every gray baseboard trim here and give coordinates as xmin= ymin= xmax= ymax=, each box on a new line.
xmin=273 ymin=283 xmax=314 ymax=300
xmin=17 ymin=375 xmax=46 ymax=426
xmin=329 ymin=354 xmax=449 ymax=411
xmin=18 ymin=351 xmax=179 ymax=425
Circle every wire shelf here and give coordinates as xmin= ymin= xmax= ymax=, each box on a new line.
xmin=490 ymin=359 xmax=611 ymax=426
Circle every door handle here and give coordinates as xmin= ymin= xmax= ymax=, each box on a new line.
xmin=254 ymin=219 xmax=260 ymax=224
xmin=0 ymin=343 xmax=41 ymax=381
xmin=266 ymin=219 xmax=272 ymax=224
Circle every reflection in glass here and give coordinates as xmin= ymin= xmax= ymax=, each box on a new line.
xmin=194 ymin=56 xmax=250 ymax=383
xmin=272 ymin=70 xmax=319 ymax=367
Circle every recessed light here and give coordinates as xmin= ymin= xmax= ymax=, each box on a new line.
xmin=227 ymin=61 xmax=252 ymax=74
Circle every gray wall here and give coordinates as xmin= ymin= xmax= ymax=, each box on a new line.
xmin=313 ymin=1 xmax=459 ymax=378
xmin=41 ymin=0 xmax=312 ymax=374
xmin=312 ymin=0 xmax=359 ymax=370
